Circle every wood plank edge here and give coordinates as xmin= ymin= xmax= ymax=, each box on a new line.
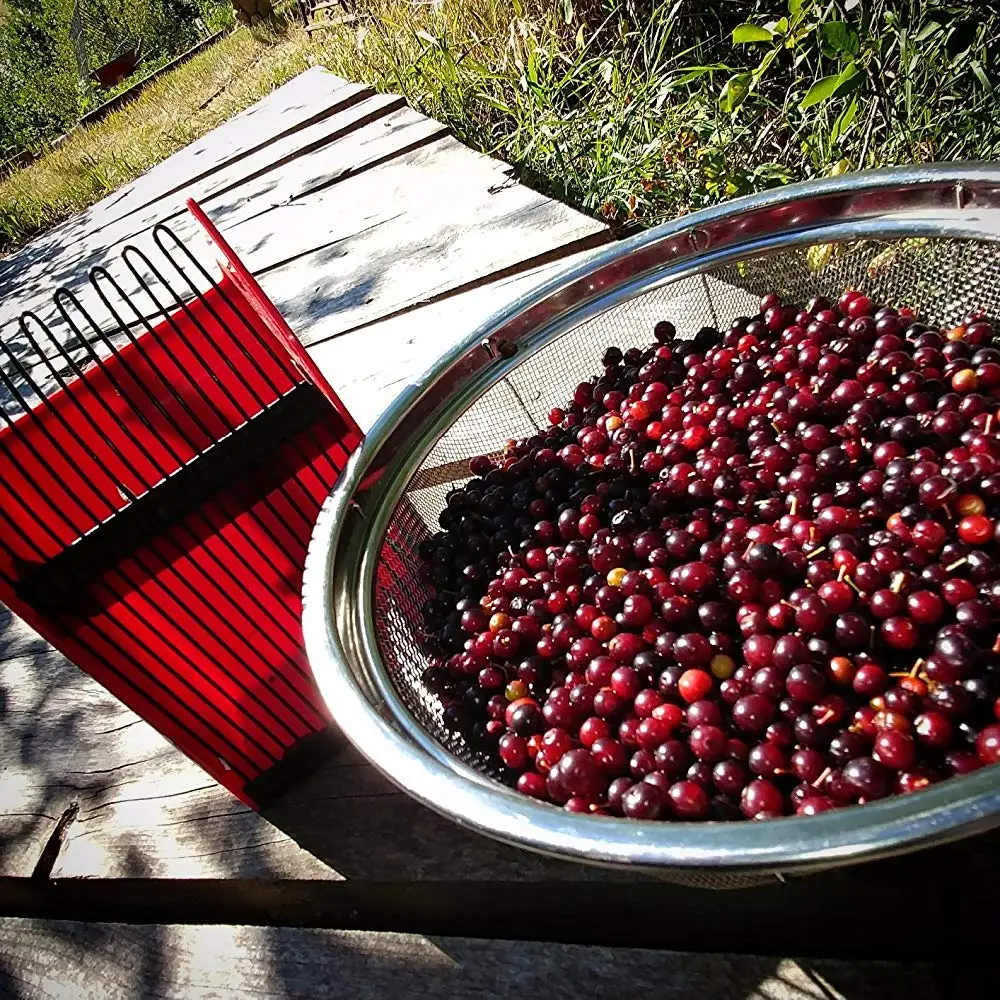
xmin=10 ymin=99 xmax=426 ymax=377
xmin=100 ymin=92 xmax=410 ymax=253
xmin=228 ymin=114 xmax=447 ymax=235
xmin=101 ymin=81 xmax=378 ymax=235
xmin=302 ymin=227 xmax=615 ymax=349
xmin=0 ymin=876 xmax=991 ymax=961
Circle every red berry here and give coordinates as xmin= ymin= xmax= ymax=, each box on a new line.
xmin=958 ymin=514 xmax=993 ymax=545
xmin=976 ymin=723 xmax=1000 ymax=765
xmin=423 ymin=284 xmax=1000 ymax=825
xmin=678 ymin=669 xmax=713 ymax=703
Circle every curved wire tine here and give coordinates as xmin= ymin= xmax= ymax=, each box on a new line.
xmin=17 ymin=311 xmax=308 ymax=739
xmin=153 ymin=223 xmax=299 ymax=385
xmin=119 ymin=244 xmax=250 ymax=422
xmin=18 ymin=311 xmax=72 ymax=389
xmin=1 ymin=315 xmax=62 ymax=414
xmin=119 ymin=242 xmax=318 ymax=541
xmin=54 ymin=281 xmax=132 ymax=367
xmin=0 ymin=354 xmax=35 ymax=420
xmin=152 ymin=221 xmax=345 ymax=486
xmin=54 ymin=282 xmax=188 ymax=458
xmin=20 ymin=310 xmax=145 ymax=501
xmin=105 ymin=247 xmax=306 ymax=588
xmin=32 ymin=292 xmax=310 ymax=672
xmin=140 ymin=236 xmax=321 ymax=528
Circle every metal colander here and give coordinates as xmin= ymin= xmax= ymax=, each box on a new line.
xmin=303 ymin=165 xmax=1000 ymax=885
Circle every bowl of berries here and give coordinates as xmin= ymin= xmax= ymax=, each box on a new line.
xmin=303 ymin=164 xmax=1000 ymax=884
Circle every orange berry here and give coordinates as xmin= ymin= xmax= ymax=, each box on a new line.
xmin=956 ymin=493 xmax=986 ymax=517
xmin=490 ymin=612 xmax=512 ymax=632
xmin=951 ymin=368 xmax=978 ymax=393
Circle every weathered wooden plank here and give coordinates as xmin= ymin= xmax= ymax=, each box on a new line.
xmin=0 ymin=100 xmax=448 ymax=382
xmin=0 ymin=67 xmax=353 ymax=273
xmin=252 ymin=136 xmax=609 ymax=344
xmin=0 ymin=919 xmax=956 ymax=1000
xmin=0 ymin=80 xmax=378 ymax=300
xmin=209 ymin=104 xmax=447 ymax=229
xmin=308 ymin=251 xmax=602 ymax=428
xmin=0 ymin=69 xmax=363 ymax=352
xmin=0 ymin=607 xmax=336 ymax=880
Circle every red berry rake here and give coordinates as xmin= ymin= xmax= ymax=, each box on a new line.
xmin=0 ymin=201 xmax=363 ymax=806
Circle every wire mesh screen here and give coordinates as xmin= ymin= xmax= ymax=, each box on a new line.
xmin=373 ymin=236 xmax=1000 ymax=775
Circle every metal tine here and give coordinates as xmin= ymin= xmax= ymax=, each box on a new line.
xmin=153 ymin=224 xmax=300 ymax=387
xmin=129 ymin=236 xmax=318 ymax=532
xmin=75 ymin=267 xmax=310 ymax=604
xmin=112 ymin=247 xmax=315 ymax=565
xmin=18 ymin=308 xmax=305 ymax=749
xmin=0 ymin=504 xmax=49 ymax=565
xmin=153 ymin=222 xmax=346 ymax=487
xmin=77 ymin=266 xmax=304 ymax=591
xmin=0 ymin=317 xmax=51 ymax=418
xmin=0 ymin=340 xmax=115 ymax=525
xmin=55 ymin=282 xmax=307 ymax=652
xmin=23 ymin=305 xmax=315 ymax=705
xmin=0 ymin=413 xmax=71 ymax=563
xmin=19 ymin=311 xmax=141 ymax=503
xmin=0 ymin=403 xmax=135 ymax=705
xmin=0 ymin=446 xmax=258 ymax=782
xmin=81 ymin=260 xmax=319 ymax=690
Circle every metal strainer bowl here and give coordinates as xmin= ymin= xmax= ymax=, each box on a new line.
xmin=303 ymin=165 xmax=1000 ymax=884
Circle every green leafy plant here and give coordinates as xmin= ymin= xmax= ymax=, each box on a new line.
xmin=3 ymin=0 xmax=1000 ymax=249
xmin=0 ymin=0 xmax=82 ymax=162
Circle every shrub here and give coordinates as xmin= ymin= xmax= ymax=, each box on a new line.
xmin=308 ymin=0 xmax=997 ymax=227
xmin=0 ymin=0 xmax=232 ymax=161
xmin=0 ymin=0 xmax=81 ymax=162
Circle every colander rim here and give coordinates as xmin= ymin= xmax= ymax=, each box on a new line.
xmin=304 ymin=163 xmax=1000 ymax=873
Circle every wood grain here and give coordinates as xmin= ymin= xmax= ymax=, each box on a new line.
xmin=2 ymin=85 xmax=410 ymax=321
xmin=0 ymin=919 xmax=960 ymax=1000
xmin=307 ymin=247 xmax=607 ymax=428
xmin=0 ymin=607 xmax=335 ymax=880
xmin=254 ymin=135 xmax=608 ymax=344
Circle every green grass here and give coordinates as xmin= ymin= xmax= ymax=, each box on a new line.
xmin=0 ymin=16 xmax=315 ymax=249
xmin=302 ymin=0 xmax=1000 ymax=225
xmin=2 ymin=1 xmax=1000 ymax=253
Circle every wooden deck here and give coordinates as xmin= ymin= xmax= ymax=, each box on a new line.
xmin=0 ymin=68 xmax=995 ymax=998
